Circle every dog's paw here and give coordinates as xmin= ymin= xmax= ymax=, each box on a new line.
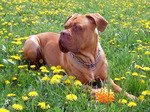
xmin=127 ymin=94 xmax=137 ymax=101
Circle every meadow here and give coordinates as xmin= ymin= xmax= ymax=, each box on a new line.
xmin=0 ymin=0 xmax=150 ymax=111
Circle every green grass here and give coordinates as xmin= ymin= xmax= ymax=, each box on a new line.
xmin=0 ymin=0 xmax=150 ymax=111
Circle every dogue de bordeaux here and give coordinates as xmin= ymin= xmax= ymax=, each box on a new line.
xmin=23 ymin=13 xmax=135 ymax=99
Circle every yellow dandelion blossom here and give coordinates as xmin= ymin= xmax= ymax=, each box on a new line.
xmin=142 ymin=67 xmax=150 ymax=71
xmin=69 ymin=76 xmax=76 ymax=80
xmin=28 ymin=91 xmax=38 ymax=97
xmin=74 ymin=80 xmax=82 ymax=87
xmin=30 ymin=65 xmax=36 ymax=69
xmin=38 ymin=102 xmax=50 ymax=109
xmin=5 ymin=80 xmax=10 ymax=84
xmin=41 ymin=69 xmax=49 ymax=73
xmin=0 ymin=64 xmax=4 ymax=67
xmin=41 ymin=77 xmax=50 ymax=81
xmin=121 ymin=77 xmax=126 ymax=80
xmin=11 ymin=55 xmax=21 ymax=60
xmin=132 ymin=72 xmax=138 ymax=76
xmin=145 ymin=51 xmax=150 ymax=55
xmin=127 ymin=102 xmax=137 ymax=107
xmin=138 ymin=95 xmax=144 ymax=100
xmin=137 ymin=40 xmax=142 ymax=43
xmin=12 ymin=104 xmax=23 ymax=110
xmin=66 ymin=94 xmax=77 ymax=101
xmin=12 ymin=77 xmax=17 ymax=81
xmin=50 ymin=75 xmax=63 ymax=84
xmin=114 ymin=78 xmax=121 ymax=81
xmin=0 ymin=108 xmax=10 ymax=112
xmin=40 ymin=66 xmax=47 ymax=70
xmin=118 ymin=99 xmax=127 ymax=104
xmin=22 ymin=94 xmax=29 ymax=101
xmin=52 ymin=69 xmax=60 ymax=74
xmin=7 ymin=93 xmax=16 ymax=97
xmin=56 ymin=65 xmax=62 ymax=69
xmin=140 ymin=75 xmax=146 ymax=78
xmin=142 ymin=90 xmax=150 ymax=95
xmin=50 ymin=66 xmax=56 ymax=70
xmin=64 ymin=79 xmax=71 ymax=84
xmin=135 ymin=65 xmax=142 ymax=69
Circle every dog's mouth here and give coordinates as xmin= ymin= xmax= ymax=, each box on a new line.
xmin=59 ymin=39 xmax=69 ymax=53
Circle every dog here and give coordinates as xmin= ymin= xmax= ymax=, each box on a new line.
xmin=23 ymin=13 xmax=135 ymax=99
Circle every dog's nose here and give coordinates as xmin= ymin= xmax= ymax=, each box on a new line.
xmin=61 ymin=30 xmax=69 ymax=36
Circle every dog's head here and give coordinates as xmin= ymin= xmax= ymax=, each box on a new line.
xmin=59 ymin=13 xmax=108 ymax=53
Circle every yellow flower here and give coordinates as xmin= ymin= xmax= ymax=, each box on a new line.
xmin=137 ymin=40 xmax=142 ymax=43
xmin=0 ymin=64 xmax=4 ymax=67
xmin=64 ymin=79 xmax=71 ymax=84
xmin=11 ymin=55 xmax=21 ymax=60
xmin=41 ymin=69 xmax=49 ymax=73
xmin=49 ymin=74 xmax=63 ymax=84
xmin=118 ymin=99 xmax=127 ymax=104
xmin=38 ymin=102 xmax=50 ymax=109
xmin=145 ymin=51 xmax=150 ymax=55
xmin=39 ymin=59 xmax=43 ymax=64
xmin=66 ymin=94 xmax=77 ymax=101
xmin=142 ymin=90 xmax=150 ymax=95
xmin=28 ymin=91 xmax=38 ymax=97
xmin=12 ymin=104 xmax=23 ymax=110
xmin=30 ymin=65 xmax=36 ymax=68
xmin=140 ymin=75 xmax=146 ymax=78
xmin=56 ymin=65 xmax=62 ymax=69
xmin=142 ymin=67 xmax=150 ymax=71
xmin=22 ymin=94 xmax=29 ymax=101
xmin=0 ymin=108 xmax=10 ymax=112
xmin=40 ymin=66 xmax=47 ymax=70
xmin=7 ymin=93 xmax=16 ymax=97
xmin=74 ymin=80 xmax=82 ymax=87
xmin=132 ymin=72 xmax=138 ymax=76
xmin=50 ymin=66 xmax=56 ymax=70
xmin=114 ymin=78 xmax=121 ymax=81
xmin=127 ymin=102 xmax=137 ymax=107
xmin=121 ymin=77 xmax=126 ymax=80
xmin=138 ymin=95 xmax=144 ymax=100
xmin=5 ymin=80 xmax=10 ymax=84
xmin=68 ymin=76 xmax=75 ymax=80
xmin=41 ymin=77 xmax=50 ymax=81
xmin=52 ymin=69 xmax=60 ymax=74
xmin=135 ymin=65 xmax=142 ymax=69
xmin=12 ymin=77 xmax=17 ymax=81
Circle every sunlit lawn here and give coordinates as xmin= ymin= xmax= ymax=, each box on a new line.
xmin=0 ymin=0 xmax=150 ymax=111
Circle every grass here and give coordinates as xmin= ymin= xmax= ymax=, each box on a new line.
xmin=0 ymin=0 xmax=150 ymax=111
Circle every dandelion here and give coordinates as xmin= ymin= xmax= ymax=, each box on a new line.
xmin=11 ymin=55 xmax=20 ymax=60
xmin=118 ymin=99 xmax=127 ymax=104
xmin=135 ymin=65 xmax=142 ymax=69
xmin=50 ymin=77 xmax=61 ymax=84
xmin=0 ymin=64 xmax=4 ymax=67
xmin=142 ymin=67 xmax=150 ymax=71
xmin=114 ymin=78 xmax=121 ymax=81
xmin=142 ymin=90 xmax=150 ymax=95
xmin=56 ymin=65 xmax=61 ymax=69
xmin=12 ymin=104 xmax=23 ymax=110
xmin=74 ymin=80 xmax=82 ymax=87
xmin=145 ymin=51 xmax=150 ymax=55
xmin=50 ymin=66 xmax=56 ymax=70
xmin=39 ymin=59 xmax=43 ymax=64
xmin=121 ymin=77 xmax=126 ymax=80
xmin=132 ymin=72 xmax=138 ymax=76
xmin=5 ymin=80 xmax=10 ymax=84
xmin=22 ymin=94 xmax=29 ymax=101
xmin=95 ymin=87 xmax=115 ymax=103
xmin=0 ymin=108 xmax=10 ymax=112
xmin=138 ymin=95 xmax=144 ymax=100
xmin=30 ymin=65 xmax=36 ymax=69
xmin=64 ymin=79 xmax=71 ymax=84
xmin=66 ymin=94 xmax=77 ymax=101
xmin=41 ymin=77 xmax=50 ymax=81
xmin=28 ymin=91 xmax=38 ymax=97
xmin=140 ymin=75 xmax=146 ymax=78
xmin=127 ymin=102 xmax=137 ymax=107
xmin=12 ymin=77 xmax=17 ymax=81
xmin=69 ymin=76 xmax=76 ymax=79
xmin=38 ymin=102 xmax=50 ymax=109
xmin=137 ymin=40 xmax=142 ymax=43
xmin=7 ymin=93 xmax=16 ymax=97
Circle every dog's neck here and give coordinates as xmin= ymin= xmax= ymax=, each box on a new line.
xmin=69 ymin=35 xmax=101 ymax=70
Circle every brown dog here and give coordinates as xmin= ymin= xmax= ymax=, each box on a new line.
xmin=23 ymin=13 xmax=135 ymax=99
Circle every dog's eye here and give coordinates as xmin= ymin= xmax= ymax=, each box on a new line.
xmin=73 ymin=25 xmax=82 ymax=31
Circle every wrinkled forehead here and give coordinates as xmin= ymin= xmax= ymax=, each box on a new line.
xmin=65 ymin=14 xmax=88 ymax=28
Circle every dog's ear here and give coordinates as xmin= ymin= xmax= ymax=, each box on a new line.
xmin=65 ymin=13 xmax=80 ymax=23
xmin=86 ymin=13 xmax=108 ymax=32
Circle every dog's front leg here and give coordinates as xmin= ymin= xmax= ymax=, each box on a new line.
xmin=110 ymin=79 xmax=136 ymax=100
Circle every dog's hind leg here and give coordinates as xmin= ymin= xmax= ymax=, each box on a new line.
xmin=23 ymin=35 xmax=43 ymax=65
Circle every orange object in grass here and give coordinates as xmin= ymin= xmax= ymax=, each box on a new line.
xmin=95 ymin=87 xmax=115 ymax=103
